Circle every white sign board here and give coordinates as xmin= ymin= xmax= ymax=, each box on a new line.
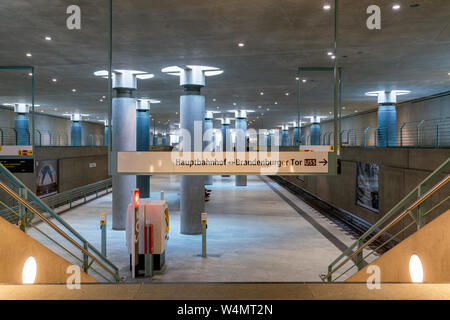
xmin=0 ymin=145 xmax=33 ymax=157
xmin=117 ymin=151 xmax=331 ymax=175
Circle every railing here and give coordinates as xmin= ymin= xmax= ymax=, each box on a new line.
xmin=321 ymin=157 xmax=450 ymax=282
xmin=0 ymin=178 xmax=112 ymax=224
xmin=0 ymin=163 xmax=119 ymax=283
xmin=301 ymin=117 xmax=450 ymax=148
xmin=0 ymin=127 xmax=104 ymax=146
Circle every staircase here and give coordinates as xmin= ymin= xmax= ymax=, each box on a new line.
xmin=322 ymin=157 xmax=450 ymax=282
xmin=0 ymin=162 xmax=120 ymax=283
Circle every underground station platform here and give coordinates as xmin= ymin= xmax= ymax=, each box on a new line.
xmin=0 ymin=0 xmax=450 ymax=315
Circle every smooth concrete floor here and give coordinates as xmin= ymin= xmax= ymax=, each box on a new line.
xmin=28 ymin=175 xmax=377 ymax=283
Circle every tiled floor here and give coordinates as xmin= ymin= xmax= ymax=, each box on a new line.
xmin=28 ymin=175 xmax=373 ymax=283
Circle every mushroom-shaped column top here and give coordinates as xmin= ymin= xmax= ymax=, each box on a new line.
xmin=205 ymin=111 xmax=221 ymax=120
xmin=365 ymin=90 xmax=410 ymax=104
xmin=136 ymin=98 xmax=160 ymax=111
xmin=217 ymin=118 xmax=232 ymax=125
xmin=71 ymin=113 xmax=83 ymax=122
xmin=161 ymin=65 xmax=223 ymax=87
xmin=94 ymin=69 xmax=154 ymax=90
xmin=280 ymin=124 xmax=290 ymax=131
xmin=228 ymin=110 xmax=254 ymax=119
xmin=4 ymin=103 xmax=40 ymax=114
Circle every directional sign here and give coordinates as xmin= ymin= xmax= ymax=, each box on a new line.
xmin=117 ymin=151 xmax=335 ymax=175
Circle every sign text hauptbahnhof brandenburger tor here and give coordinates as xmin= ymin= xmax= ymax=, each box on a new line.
xmin=117 ymin=151 xmax=331 ymax=175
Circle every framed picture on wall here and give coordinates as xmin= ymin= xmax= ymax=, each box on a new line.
xmin=36 ymin=160 xmax=58 ymax=197
xmin=355 ymin=162 xmax=379 ymax=213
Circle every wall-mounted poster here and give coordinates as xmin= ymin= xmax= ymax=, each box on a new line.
xmin=36 ymin=160 xmax=58 ymax=197
xmin=356 ymin=162 xmax=379 ymax=212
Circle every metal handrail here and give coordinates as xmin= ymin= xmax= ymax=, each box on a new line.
xmin=322 ymin=157 xmax=450 ymax=282
xmin=0 ymin=180 xmax=121 ymax=282
xmin=322 ymin=174 xmax=449 ymax=282
xmin=0 ymin=163 xmax=120 ymax=281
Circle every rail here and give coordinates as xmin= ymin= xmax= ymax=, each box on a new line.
xmin=0 ymin=163 xmax=120 ymax=282
xmin=321 ymin=157 xmax=450 ymax=282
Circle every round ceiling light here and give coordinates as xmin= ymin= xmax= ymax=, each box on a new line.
xmin=22 ymin=257 xmax=37 ymax=284
xmin=409 ymin=254 xmax=424 ymax=283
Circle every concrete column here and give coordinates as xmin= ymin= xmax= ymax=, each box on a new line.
xmin=70 ymin=114 xmax=82 ymax=146
xmin=162 ymin=65 xmax=223 ymax=235
xmin=204 ymin=111 xmax=214 ymax=186
xmin=366 ymin=91 xmax=409 ymax=147
xmin=136 ymin=99 xmax=158 ymax=198
xmin=103 ymin=120 xmax=109 ymax=146
xmin=94 ymin=69 xmax=154 ymax=230
xmin=281 ymin=125 xmax=289 ymax=147
xmin=13 ymin=104 xmax=30 ymax=145
xmin=234 ymin=110 xmax=247 ymax=186
xmin=221 ymin=118 xmax=231 ymax=177
xmin=310 ymin=123 xmax=320 ymax=145
xmin=153 ymin=133 xmax=159 ymax=146
xmin=161 ymin=134 xmax=167 ymax=146
xmin=293 ymin=127 xmax=301 ymax=147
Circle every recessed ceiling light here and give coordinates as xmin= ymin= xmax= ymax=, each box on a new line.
xmin=102 ymin=96 xmax=106 ymax=99
xmin=355 ymin=110 xmax=358 ymax=113
xmin=302 ymin=79 xmax=307 ymax=83
xmin=72 ymin=89 xmax=76 ymax=92
xmin=295 ymin=77 xmax=299 ymax=81
xmin=323 ymin=4 xmax=331 ymax=10
xmin=26 ymin=53 xmax=32 ymax=57
xmin=260 ymin=92 xmax=264 ymax=95
xmin=238 ymin=43 xmax=244 ymax=47
xmin=266 ymin=108 xmax=270 ymax=111
xmin=274 ymin=102 xmax=278 ymax=104
xmin=28 ymin=73 xmax=33 ymax=76
xmin=52 ymin=78 xmax=57 ymax=82
xmin=393 ymin=4 xmax=401 ymax=10
xmin=331 ymin=55 xmax=336 ymax=59
xmin=99 ymin=99 xmax=103 ymax=102
xmin=285 ymin=93 xmax=289 ymax=96
xmin=233 ymin=102 xmax=236 ymax=106
xmin=343 ymin=107 xmax=346 ymax=110
xmin=45 ymin=36 xmax=52 ymax=41
xmin=328 ymin=52 xmax=333 ymax=56
xmin=54 ymin=108 xmax=58 ymax=111
xmin=216 ymin=106 xmax=219 ymax=109
xmin=258 ymin=106 xmax=262 ymax=108
xmin=212 ymin=98 xmax=216 ymax=102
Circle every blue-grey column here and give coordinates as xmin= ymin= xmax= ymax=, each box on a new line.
xmin=153 ymin=133 xmax=158 ymax=146
xmin=221 ymin=120 xmax=231 ymax=177
xmin=104 ymin=122 xmax=109 ymax=146
xmin=281 ymin=127 xmax=289 ymax=147
xmin=235 ymin=111 xmax=247 ymax=186
xmin=136 ymin=103 xmax=150 ymax=198
xmin=204 ymin=112 xmax=214 ymax=186
xmin=293 ymin=127 xmax=301 ymax=147
xmin=180 ymin=87 xmax=205 ymax=234
xmin=377 ymin=106 xmax=397 ymax=147
xmin=70 ymin=121 xmax=82 ymax=146
xmin=266 ymin=132 xmax=271 ymax=147
xmin=311 ymin=123 xmax=320 ymax=145
xmin=14 ymin=114 xmax=30 ymax=145
xmin=162 ymin=134 xmax=167 ymax=146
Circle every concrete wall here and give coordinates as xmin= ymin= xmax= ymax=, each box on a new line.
xmin=299 ymin=93 xmax=450 ymax=143
xmin=0 ymin=217 xmax=96 ymax=284
xmin=0 ymin=106 xmax=105 ymax=146
xmin=4 ymin=147 xmax=109 ymax=201
xmin=348 ymin=210 xmax=450 ymax=283
xmin=282 ymin=148 xmax=450 ymax=235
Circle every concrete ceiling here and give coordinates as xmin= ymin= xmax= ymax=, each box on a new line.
xmin=0 ymin=0 xmax=449 ymax=133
